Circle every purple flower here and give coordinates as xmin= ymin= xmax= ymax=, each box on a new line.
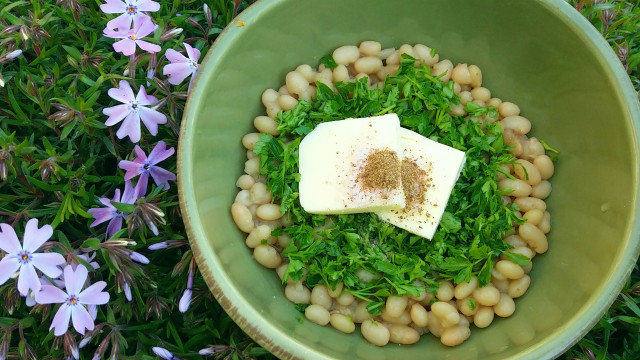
xmin=103 ymin=80 xmax=167 ymax=143
xmin=0 ymin=219 xmax=65 ymax=296
xmin=152 ymin=347 xmax=180 ymax=360
xmin=88 ymin=180 xmax=142 ymax=239
xmin=148 ymin=242 xmax=168 ymax=250
xmin=119 ymin=141 xmax=176 ymax=191
xmin=6 ymin=49 xmax=22 ymax=60
xmin=100 ymin=0 xmax=160 ymax=32
xmin=123 ymin=282 xmax=132 ymax=301
xmin=128 ymin=251 xmax=149 ymax=264
xmin=104 ymin=18 xmax=160 ymax=56
xmin=35 ymin=264 xmax=109 ymax=336
xmin=163 ymin=43 xmax=201 ymax=89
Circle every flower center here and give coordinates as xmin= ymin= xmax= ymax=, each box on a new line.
xmin=130 ymin=102 xmax=139 ymax=111
xmin=189 ymin=60 xmax=198 ymax=70
xmin=67 ymin=295 xmax=79 ymax=306
xmin=130 ymin=34 xmax=138 ymax=40
xmin=127 ymin=5 xmax=137 ymax=14
xmin=143 ymin=163 xmax=150 ymax=170
xmin=18 ymin=251 xmax=31 ymax=264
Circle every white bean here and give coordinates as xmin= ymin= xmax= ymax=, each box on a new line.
xmin=440 ymin=325 xmax=470 ymax=347
xmin=359 ymin=41 xmax=381 ymax=57
xmin=256 ymin=204 xmax=282 ymax=221
xmin=330 ymin=313 xmax=355 ymax=333
xmin=332 ymin=45 xmax=360 ymax=65
xmin=245 ymin=225 xmax=273 ymax=248
xmin=231 ymin=203 xmax=254 ymax=233
xmin=253 ymin=115 xmax=279 ymax=135
xmin=305 ymin=304 xmax=330 ymax=325
xmin=361 ymin=319 xmax=390 ymax=346
xmin=410 ymin=303 xmax=429 ymax=327
xmin=285 ymin=282 xmax=311 ymax=304
xmin=385 ymin=296 xmax=408 ymax=318
xmin=285 ymin=71 xmax=309 ymax=95
xmin=253 ymin=245 xmax=281 ymax=268
xmin=389 ymin=324 xmax=420 ymax=345
xmin=310 ymin=285 xmax=332 ymax=310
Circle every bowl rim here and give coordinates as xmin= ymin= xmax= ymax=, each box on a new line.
xmin=177 ymin=0 xmax=640 ymax=359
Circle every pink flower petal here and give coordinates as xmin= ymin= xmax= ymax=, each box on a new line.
xmin=103 ymin=27 xmax=128 ymax=39
xmin=132 ymin=13 xmax=152 ymax=29
xmin=165 ymin=48 xmax=188 ymax=64
xmin=136 ymin=40 xmax=161 ymax=54
xmin=139 ymin=106 xmax=166 ymax=136
xmin=106 ymin=216 xmax=123 ymax=239
xmin=0 ymin=223 xmax=22 ymax=254
xmin=119 ymin=160 xmax=143 ymax=180
xmin=100 ymin=0 xmax=127 ymax=13
xmin=88 ymin=207 xmax=115 ymax=227
xmin=136 ymin=0 xmax=160 ymax=12
xmin=71 ymin=304 xmax=95 ymax=335
xmin=136 ymin=172 xmax=149 ymax=195
xmin=133 ymin=145 xmax=147 ymax=161
xmin=184 ymin=43 xmax=201 ymax=63
xmin=0 ymin=256 xmax=20 ymax=286
xmin=50 ymin=303 xmax=72 ymax=336
xmin=149 ymin=166 xmax=176 ymax=190
xmin=64 ymin=265 xmax=88 ymax=296
xmin=111 ymin=188 xmax=122 ymax=204
xmin=113 ymin=38 xmax=137 ymax=56
xmin=121 ymin=180 xmax=140 ymax=204
xmin=22 ymin=218 xmax=53 ymax=252
xmin=147 ymin=141 xmax=174 ymax=164
xmin=107 ymin=80 xmax=135 ymax=104
xmin=135 ymin=86 xmax=157 ymax=106
xmin=79 ymin=281 xmax=110 ymax=305
xmin=134 ymin=18 xmax=157 ymax=38
xmin=116 ymin=111 xmax=142 ymax=143
xmin=35 ymin=284 xmax=69 ymax=304
xmin=31 ymin=253 xmax=65 ymax=278
xmin=17 ymin=263 xmax=40 ymax=296
xmin=163 ymin=62 xmax=192 ymax=85
xmin=104 ymin=104 xmax=131 ymax=127
xmin=105 ymin=13 xmax=133 ymax=32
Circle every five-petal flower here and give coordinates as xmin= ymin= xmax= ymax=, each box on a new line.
xmin=162 ymin=43 xmax=201 ymax=89
xmin=0 ymin=219 xmax=65 ymax=296
xmin=87 ymin=180 xmax=142 ymax=239
xmin=101 ymin=0 xmax=160 ymax=32
xmin=118 ymin=141 xmax=176 ymax=191
xmin=104 ymin=17 xmax=161 ymax=56
xmin=103 ymin=80 xmax=167 ymax=143
xmin=35 ymin=264 xmax=110 ymax=336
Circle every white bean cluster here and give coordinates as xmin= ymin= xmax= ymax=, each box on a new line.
xmin=231 ymin=41 xmax=555 ymax=347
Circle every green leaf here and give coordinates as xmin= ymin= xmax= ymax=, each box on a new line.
xmin=111 ymin=201 xmax=135 ymax=213
xmin=319 ymin=54 xmax=338 ymax=69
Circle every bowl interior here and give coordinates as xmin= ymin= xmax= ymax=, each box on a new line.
xmin=178 ymin=0 xmax=640 ymax=359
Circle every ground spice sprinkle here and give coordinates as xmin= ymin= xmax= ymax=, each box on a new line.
xmin=357 ymin=149 xmax=401 ymax=192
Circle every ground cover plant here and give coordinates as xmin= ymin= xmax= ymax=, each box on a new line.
xmin=0 ymin=0 xmax=637 ymax=359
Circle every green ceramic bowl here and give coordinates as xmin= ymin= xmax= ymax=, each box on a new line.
xmin=178 ymin=0 xmax=640 ymax=358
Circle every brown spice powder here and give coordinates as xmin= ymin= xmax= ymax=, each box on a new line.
xmin=401 ymin=158 xmax=429 ymax=211
xmin=357 ymin=149 xmax=401 ymax=192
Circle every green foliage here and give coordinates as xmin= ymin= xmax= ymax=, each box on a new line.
xmin=0 ymin=0 xmax=266 ymax=359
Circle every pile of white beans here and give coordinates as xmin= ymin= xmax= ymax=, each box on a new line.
xmin=231 ymin=41 xmax=555 ymax=347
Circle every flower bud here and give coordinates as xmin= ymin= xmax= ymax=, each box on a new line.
xmin=159 ymin=27 xmax=183 ymax=41
xmin=6 ymin=49 xmax=22 ymax=60
xmin=178 ymin=289 xmax=192 ymax=313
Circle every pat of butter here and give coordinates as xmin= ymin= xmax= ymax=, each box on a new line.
xmin=376 ymin=128 xmax=466 ymax=239
xmin=298 ymin=114 xmax=405 ymax=214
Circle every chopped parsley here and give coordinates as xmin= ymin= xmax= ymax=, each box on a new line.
xmin=254 ymin=54 xmax=527 ymax=314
